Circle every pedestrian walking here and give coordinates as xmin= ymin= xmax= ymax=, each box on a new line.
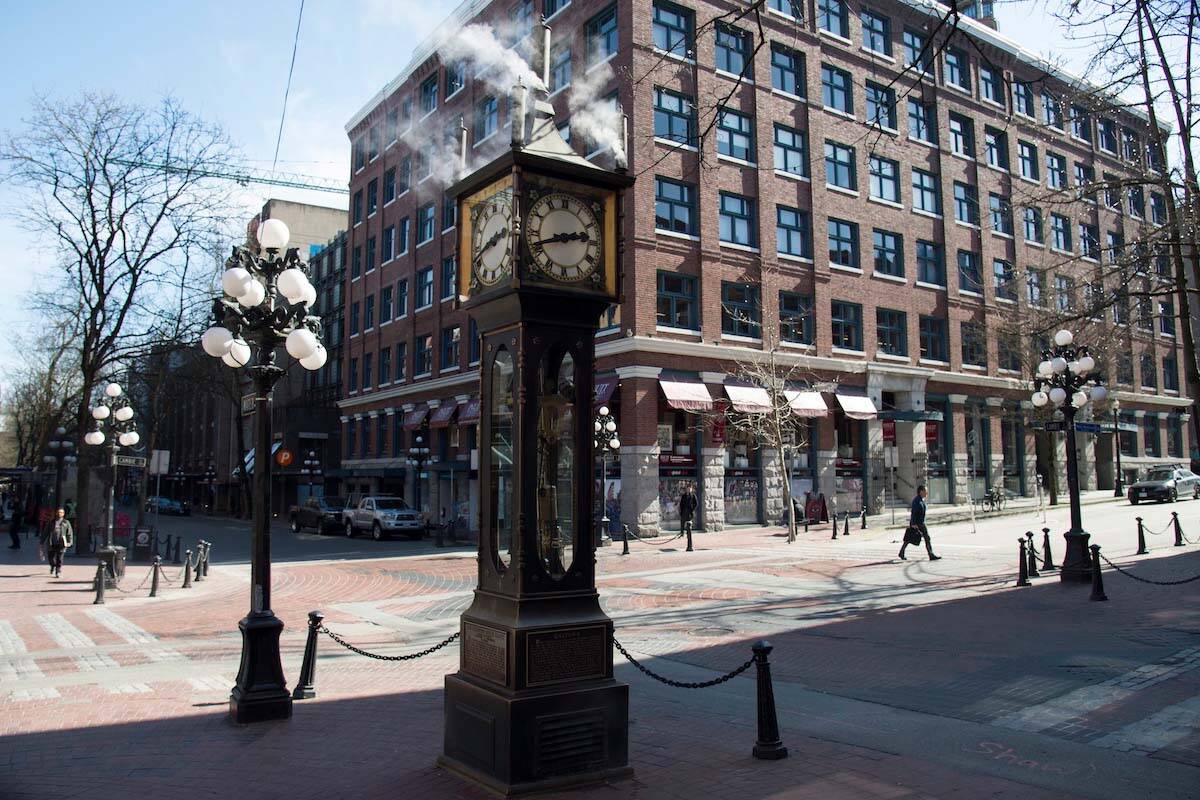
xmin=899 ymin=485 xmax=941 ymax=561
xmin=8 ymin=498 xmax=23 ymax=549
xmin=39 ymin=509 xmax=74 ymax=577
xmin=678 ymin=483 xmax=698 ymax=538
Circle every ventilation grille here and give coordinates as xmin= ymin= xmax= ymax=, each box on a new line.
xmin=535 ymin=709 xmax=605 ymax=777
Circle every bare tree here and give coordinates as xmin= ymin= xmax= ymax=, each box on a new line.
xmin=0 ymin=93 xmax=238 ymax=549
xmin=1 ymin=320 xmax=83 ymax=469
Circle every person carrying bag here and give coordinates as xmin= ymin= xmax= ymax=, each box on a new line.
xmin=899 ymin=485 xmax=941 ymax=562
xmin=39 ymin=509 xmax=74 ymax=578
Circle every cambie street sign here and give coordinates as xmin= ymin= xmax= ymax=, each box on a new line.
xmin=1043 ymin=420 xmax=1067 ymax=432
xmin=1073 ymin=422 xmax=1102 ymax=434
xmin=114 ymin=455 xmax=148 ymax=468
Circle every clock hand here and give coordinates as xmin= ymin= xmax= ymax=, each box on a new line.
xmin=532 ymin=231 xmax=589 ymax=246
xmin=473 ymin=228 xmax=508 ymax=264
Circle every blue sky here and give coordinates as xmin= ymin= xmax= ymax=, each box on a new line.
xmin=0 ymin=0 xmax=1074 ymax=385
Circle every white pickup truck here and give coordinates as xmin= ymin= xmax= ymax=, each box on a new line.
xmin=343 ymin=495 xmax=426 ymax=540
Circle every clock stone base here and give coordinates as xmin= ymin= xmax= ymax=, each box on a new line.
xmin=440 ymin=672 xmax=631 ymax=796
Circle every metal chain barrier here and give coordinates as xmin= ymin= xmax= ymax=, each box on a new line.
xmin=1098 ymin=552 xmax=1200 ymax=586
xmin=1142 ymin=519 xmax=1175 ymax=536
xmin=622 ymin=523 xmax=686 ymax=546
xmin=318 ymin=626 xmax=460 ymax=661
xmin=612 ymin=635 xmax=754 ymax=689
xmin=108 ymin=568 xmax=154 ymax=594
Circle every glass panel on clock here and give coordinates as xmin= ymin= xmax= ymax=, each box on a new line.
xmin=490 ymin=347 xmax=515 ymax=569
xmin=536 ymin=349 xmax=576 ymax=578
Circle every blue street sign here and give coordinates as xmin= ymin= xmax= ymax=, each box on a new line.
xmin=1074 ymin=422 xmax=1102 ymax=434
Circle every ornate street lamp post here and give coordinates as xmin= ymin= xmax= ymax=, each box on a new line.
xmin=84 ymin=383 xmax=139 ymax=580
xmin=42 ymin=427 xmax=77 ymax=511
xmin=1110 ymin=398 xmax=1124 ymax=498
xmin=300 ymin=450 xmax=321 ymax=501
xmin=1030 ymin=329 xmax=1107 ymax=583
xmin=203 ymin=463 xmax=217 ymax=513
xmin=406 ymin=435 xmax=430 ymax=521
xmin=593 ymin=405 xmax=620 ymax=547
xmin=200 ymin=218 xmax=326 ymax=724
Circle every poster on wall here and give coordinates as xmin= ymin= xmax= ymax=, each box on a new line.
xmin=658 ymin=478 xmax=687 ymax=528
xmin=724 ymin=477 xmax=759 ymax=524
xmin=602 ymin=478 xmax=621 ymax=534
xmin=657 ymin=424 xmax=673 ymax=451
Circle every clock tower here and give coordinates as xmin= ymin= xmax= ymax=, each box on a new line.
xmin=438 ymin=84 xmax=633 ymax=795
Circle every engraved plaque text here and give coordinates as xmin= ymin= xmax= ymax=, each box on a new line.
xmin=463 ymin=622 xmax=508 ymax=685
xmin=526 ymin=626 xmax=606 ymax=686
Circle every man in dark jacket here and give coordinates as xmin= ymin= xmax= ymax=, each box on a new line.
xmin=899 ymin=484 xmax=941 ymax=561
xmin=678 ymin=483 xmax=698 ymax=536
xmin=8 ymin=498 xmax=23 ymax=549
xmin=39 ymin=509 xmax=74 ymax=577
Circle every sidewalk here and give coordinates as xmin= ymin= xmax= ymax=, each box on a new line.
xmin=868 ymin=489 xmax=1122 ymax=529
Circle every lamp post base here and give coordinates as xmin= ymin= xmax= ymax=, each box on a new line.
xmin=229 ymin=612 xmax=293 ymax=724
xmin=96 ymin=546 xmax=126 ymax=587
xmin=1059 ymin=530 xmax=1092 ymax=583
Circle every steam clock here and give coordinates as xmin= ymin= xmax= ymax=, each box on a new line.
xmin=438 ymin=88 xmax=633 ymax=794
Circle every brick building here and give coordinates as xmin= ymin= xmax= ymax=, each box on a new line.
xmin=339 ymin=0 xmax=1190 ymax=534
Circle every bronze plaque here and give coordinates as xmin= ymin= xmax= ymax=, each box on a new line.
xmin=463 ymin=622 xmax=508 ymax=685
xmin=526 ymin=626 xmax=607 ymax=686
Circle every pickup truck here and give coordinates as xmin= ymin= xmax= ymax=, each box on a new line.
xmin=344 ymin=496 xmax=426 ymax=540
xmin=289 ymin=495 xmax=348 ymax=534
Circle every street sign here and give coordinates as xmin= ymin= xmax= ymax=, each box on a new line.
xmin=1074 ymin=421 xmax=1102 ymax=434
xmin=114 ymin=455 xmax=147 ymax=468
xmin=149 ymin=450 xmax=170 ymax=476
xmin=1043 ymin=421 xmax=1067 ymax=432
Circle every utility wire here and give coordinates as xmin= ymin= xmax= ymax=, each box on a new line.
xmin=271 ymin=0 xmax=306 ymax=177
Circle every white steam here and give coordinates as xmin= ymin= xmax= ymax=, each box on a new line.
xmin=567 ymin=61 xmax=625 ymax=164
xmin=439 ymin=23 xmax=546 ymax=95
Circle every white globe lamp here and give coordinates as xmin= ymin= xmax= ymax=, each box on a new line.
xmin=258 ymin=218 xmax=290 ymax=250
xmin=1054 ymin=329 xmax=1074 ymax=347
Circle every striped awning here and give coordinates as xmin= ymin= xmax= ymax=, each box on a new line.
xmin=834 ymin=394 xmax=879 ymax=420
xmin=403 ymin=406 xmax=430 ymax=430
xmin=660 ymin=379 xmax=713 ymax=412
xmin=457 ymin=398 xmax=481 ymax=425
xmin=429 ymin=401 xmax=458 ymax=428
xmin=724 ymin=383 xmax=771 ymax=413
xmin=785 ymin=390 xmax=829 ymax=418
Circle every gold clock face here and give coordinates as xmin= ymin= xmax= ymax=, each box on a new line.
xmin=471 ymin=190 xmax=513 ymax=286
xmin=525 ymin=192 xmax=601 ymax=283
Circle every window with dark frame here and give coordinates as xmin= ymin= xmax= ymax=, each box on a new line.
xmin=821 ymin=64 xmax=853 ymax=113
xmin=919 ymin=315 xmax=948 ymax=361
xmin=916 ymin=240 xmax=944 ymax=285
xmin=773 ymin=124 xmax=809 ymax=176
xmin=780 ymin=292 xmax=814 ymax=344
xmin=721 ymin=281 xmax=760 ymax=337
xmin=818 ymin=0 xmax=849 ymax=37
xmin=873 ymin=229 xmax=903 ymax=277
xmin=777 ymin=205 xmax=811 ymax=258
xmin=653 ymin=2 xmax=693 ymax=57
xmin=957 ymin=250 xmax=982 ymax=293
xmin=860 ymin=9 xmax=891 ymax=55
xmin=827 ymin=217 xmax=859 ymax=267
xmin=831 ymin=300 xmax=863 ymax=350
xmin=876 ymin=308 xmax=907 ymax=356
xmin=655 ymin=177 xmax=697 ymax=235
xmin=715 ymin=23 xmax=753 ymax=78
xmin=719 ymin=191 xmax=757 ymax=247
xmin=771 ymin=43 xmax=805 ymax=96
xmin=654 ymin=87 xmax=696 ymax=145
xmin=825 ymin=140 xmax=857 ymax=190
xmin=961 ymin=322 xmax=986 ymax=366
xmin=717 ymin=107 xmax=755 ymax=161
xmin=865 ymin=82 xmax=896 ymax=129
xmin=657 ymin=272 xmax=698 ymax=329
xmin=869 ymin=155 xmax=899 ymax=203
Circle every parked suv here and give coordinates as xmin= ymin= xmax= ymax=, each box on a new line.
xmin=1128 ymin=466 xmax=1200 ymax=504
xmin=289 ymin=496 xmax=347 ymax=534
xmin=344 ymin=496 xmax=425 ymax=540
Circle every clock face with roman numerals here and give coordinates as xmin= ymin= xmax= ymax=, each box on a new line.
xmin=471 ymin=190 xmax=513 ymax=286
xmin=524 ymin=192 xmax=601 ymax=283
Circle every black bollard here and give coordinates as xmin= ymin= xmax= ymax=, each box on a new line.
xmin=293 ymin=610 xmax=325 ymax=700
xmin=1172 ymin=512 xmax=1184 ymax=547
xmin=149 ymin=557 xmax=161 ymax=598
xmin=182 ymin=551 xmax=193 ymax=588
xmin=1041 ymin=530 xmax=1056 ymax=571
xmin=172 ymin=536 xmax=181 ymax=565
xmin=1136 ymin=517 xmax=1148 ymax=555
xmin=751 ymin=640 xmax=788 ymax=760
xmin=202 ymin=542 xmax=211 ymax=576
xmin=861 ymin=508 xmax=868 ymax=530
xmin=1025 ymin=532 xmax=1040 ymax=578
xmin=843 ymin=513 xmax=850 ymax=537
xmin=803 ymin=518 xmax=809 ymax=533
xmin=685 ymin=525 xmax=694 ymax=552
xmin=621 ymin=525 xmax=630 ymax=556
xmin=435 ymin=522 xmax=444 ymax=548
xmin=1016 ymin=538 xmax=1030 ymax=587
xmin=92 ymin=561 xmax=107 ymax=605
xmin=193 ymin=546 xmax=204 ymax=583
xmin=1089 ymin=544 xmax=1108 ymax=601
xmin=830 ymin=512 xmax=838 ymax=540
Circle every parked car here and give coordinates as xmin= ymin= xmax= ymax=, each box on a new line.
xmin=344 ymin=496 xmax=425 ymax=540
xmin=1128 ymin=467 xmax=1200 ymax=504
xmin=145 ymin=496 xmax=185 ymax=515
xmin=289 ymin=496 xmax=347 ymax=534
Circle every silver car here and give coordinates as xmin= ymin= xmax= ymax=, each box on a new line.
xmin=1128 ymin=467 xmax=1200 ymax=504
xmin=344 ymin=496 xmax=426 ymax=540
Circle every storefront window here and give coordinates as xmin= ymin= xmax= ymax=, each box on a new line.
xmin=1001 ymin=416 xmax=1023 ymax=494
xmin=658 ymin=407 xmax=698 ymax=530
xmin=1119 ymin=412 xmax=1137 ymax=457
xmin=786 ymin=419 xmax=816 ymax=501
xmin=724 ymin=427 xmax=760 ymax=524
xmin=834 ymin=411 xmax=865 ymax=513
xmin=925 ymin=400 xmax=952 ymax=503
xmin=965 ymin=404 xmax=990 ymax=500
xmin=535 ymin=349 xmax=576 ymax=579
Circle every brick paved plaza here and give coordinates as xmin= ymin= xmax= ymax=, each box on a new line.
xmin=2 ymin=497 xmax=1199 ymax=799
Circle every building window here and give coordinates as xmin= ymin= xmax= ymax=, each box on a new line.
xmin=773 ymin=124 xmax=808 ymax=177
xmin=414 ymin=334 xmax=433 ymax=376
xmin=919 ymin=315 xmax=948 ymax=361
xmin=351 ymin=246 xmax=361 ymax=279
xmin=1079 ymin=223 xmax=1100 ymax=260
xmin=416 ymin=267 xmax=434 ymax=309
xmin=868 ymin=155 xmax=899 ymax=203
xmin=1160 ymin=298 xmax=1176 ymax=336
xmin=945 ymin=48 xmax=969 ymax=90
xmin=860 ymin=10 xmax=891 ymax=55
xmin=585 ymin=6 xmax=618 ymax=65
xmin=655 ymin=177 xmax=697 ymax=235
xmin=352 ymin=190 xmax=363 ymax=225
xmin=1150 ymin=192 xmax=1167 ymax=225
xmin=1097 ymin=118 xmax=1118 ymax=153
xmin=349 ymin=358 xmax=358 ymax=392
xmin=949 ymin=113 xmax=974 ymax=157
xmin=770 ymin=43 xmax=805 ymax=96
xmin=441 ymin=256 xmax=456 ymax=299
xmin=444 ymin=61 xmax=465 ymax=98
xmin=1129 ymin=186 xmax=1146 ymax=218
xmin=721 ymin=282 xmax=760 ymax=338
xmin=1168 ymin=414 xmax=1183 ymax=456
xmin=957 ymin=250 xmax=982 ymax=293
xmin=1013 ymin=81 xmax=1035 ymax=116
xmin=549 ymin=45 xmax=571 ymax=92
xmin=657 ymin=272 xmax=698 ymax=329
xmin=916 ymin=240 xmax=944 ymax=285
xmin=1018 ymin=141 xmax=1039 ymax=181
xmin=381 ymin=285 xmax=393 ymax=323
xmin=1026 ymin=268 xmax=1045 ymax=306
xmin=818 ymin=0 xmax=849 ymax=37
xmin=831 ymin=300 xmax=863 ymax=350
xmin=984 ymin=127 xmax=1008 ymax=170
xmin=654 ymin=87 xmax=695 ymax=145
xmin=368 ymin=126 xmax=381 ymax=161
xmin=382 ymin=226 xmax=395 ymax=263
xmin=912 ymin=168 xmax=942 ymax=215
xmin=353 ymin=136 xmax=365 ymax=173
xmin=998 ymin=333 xmax=1021 ymax=372
xmin=768 ymin=0 xmax=803 ymax=16
xmin=719 ymin=192 xmax=757 ymax=247
xmin=827 ymin=217 xmax=859 ymax=267
xmin=1045 ymin=152 xmax=1067 ymax=189
xmin=1144 ymin=415 xmax=1161 ymax=456
xmin=825 ymin=140 xmax=856 ymax=190
xmin=961 ymin=322 xmax=986 ymax=367
xmin=384 ymin=168 xmax=396 ymax=204
xmin=417 ymin=203 xmax=436 ymax=244
xmin=419 ymin=75 xmax=438 ymax=114
xmin=349 ymin=301 xmax=360 ymax=335
xmin=474 ymin=96 xmax=498 ymax=142
xmin=379 ymin=347 xmax=392 ymax=384
xmin=1164 ymin=356 xmax=1180 ymax=392
xmin=1070 ymin=105 xmax=1092 ymax=142
xmin=395 ymin=341 xmax=407 ymax=381
xmin=779 ymin=291 xmax=814 ymax=344
xmin=364 ymin=295 xmax=375 ymax=329
xmin=979 ymin=64 xmax=1003 ymax=104
xmin=365 ymin=237 xmax=376 ymax=273
xmin=399 ymin=157 xmax=411 ymax=193
xmin=903 ymin=28 xmax=931 ymax=72
xmin=468 ymin=318 xmax=481 ymax=364
xmin=993 ymin=259 xmax=1016 ymax=301
xmin=441 ymin=326 xmax=461 ymax=369
xmin=1023 ymin=207 xmax=1043 ymax=243
xmin=545 ymin=0 xmax=570 ymax=16
xmin=873 ymin=229 xmax=903 ymax=277
xmin=876 ymin=308 xmax=908 ymax=356
xmin=1050 ymin=213 xmax=1072 ymax=252
xmin=821 ymin=64 xmax=853 ymax=114
xmin=1075 ymin=164 xmax=1095 ymax=198
xmin=865 ymin=82 xmax=896 ymax=129
xmin=1043 ymin=92 xmax=1063 ymax=128
xmin=442 ymin=195 xmax=456 ymax=231
xmin=907 ymin=99 xmax=937 ymax=144
xmin=776 ymin=206 xmax=811 ymax=258
xmin=953 ymin=181 xmax=979 ymax=225
xmin=717 ymin=108 xmax=755 ymax=161
xmin=989 ymin=193 xmax=1013 ymax=235
xmin=653 ymin=1 xmax=693 ymax=57
xmin=715 ymin=23 xmax=753 ymax=78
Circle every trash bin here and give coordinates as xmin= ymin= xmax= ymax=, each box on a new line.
xmin=131 ymin=527 xmax=154 ymax=562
